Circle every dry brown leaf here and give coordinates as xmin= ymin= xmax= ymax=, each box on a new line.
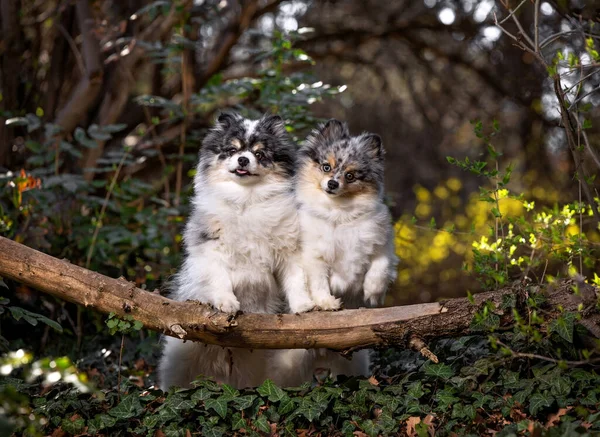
xmin=545 ymin=407 xmax=571 ymax=428
xmin=405 ymin=416 xmax=421 ymax=436
xmin=581 ymin=421 xmax=593 ymax=430
xmin=352 ymin=432 xmax=368 ymax=437
xmin=50 ymin=428 xmax=66 ymax=437
xmin=368 ymin=375 xmax=379 ymax=386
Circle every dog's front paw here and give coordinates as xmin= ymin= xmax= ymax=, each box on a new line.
xmin=363 ymin=276 xmax=386 ymax=307
xmin=214 ymin=294 xmax=241 ymax=313
xmin=289 ymin=297 xmax=316 ymax=314
xmin=312 ymin=293 xmax=342 ymax=310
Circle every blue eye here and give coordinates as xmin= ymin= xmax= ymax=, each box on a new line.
xmin=322 ymin=164 xmax=331 ymax=172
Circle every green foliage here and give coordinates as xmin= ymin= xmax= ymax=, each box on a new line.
xmin=4 ymin=337 xmax=600 ymax=436
xmin=106 ymin=313 xmax=144 ymax=335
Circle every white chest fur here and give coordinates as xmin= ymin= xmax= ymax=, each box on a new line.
xmin=299 ymin=202 xmax=389 ymax=298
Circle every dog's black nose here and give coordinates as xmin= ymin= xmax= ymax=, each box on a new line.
xmin=327 ymin=179 xmax=339 ymax=190
xmin=238 ymin=156 xmax=249 ymax=167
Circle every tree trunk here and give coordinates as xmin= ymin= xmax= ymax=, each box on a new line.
xmin=0 ymin=236 xmax=598 ymax=351
xmin=0 ymin=0 xmax=23 ymax=169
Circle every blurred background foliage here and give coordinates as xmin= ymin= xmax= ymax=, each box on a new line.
xmin=1 ymin=0 xmax=600 ymax=434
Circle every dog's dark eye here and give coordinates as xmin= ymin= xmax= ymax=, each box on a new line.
xmin=322 ymin=164 xmax=332 ymax=172
xmin=227 ymin=148 xmax=237 ymax=156
xmin=345 ymin=172 xmax=355 ymax=182
xmin=254 ymin=150 xmax=264 ymax=160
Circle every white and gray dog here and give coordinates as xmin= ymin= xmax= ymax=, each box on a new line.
xmin=274 ymin=119 xmax=398 ymax=385
xmin=158 ymin=112 xmax=313 ymax=390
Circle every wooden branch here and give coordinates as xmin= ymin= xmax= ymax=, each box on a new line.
xmin=1 ymin=236 xmax=598 ymax=351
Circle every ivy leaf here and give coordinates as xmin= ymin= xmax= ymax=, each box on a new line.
xmin=205 ymin=397 xmax=228 ymax=419
xmin=423 ymin=362 xmax=454 ymax=380
xmin=407 ymin=381 xmax=425 ymax=399
xmin=87 ymin=413 xmax=117 ymax=434
xmin=191 ymin=388 xmax=213 ymax=402
xmin=60 ymin=416 xmax=86 ymax=434
xmin=8 ymin=306 xmax=63 ymax=332
xmin=361 ymin=419 xmax=379 ymax=437
xmin=230 ymin=412 xmax=246 ymax=430
xmin=221 ymin=384 xmax=240 ymax=401
xmin=277 ymin=395 xmax=296 ymax=415
xmin=529 ymin=392 xmax=554 ymax=416
xmin=376 ymin=409 xmax=398 ymax=433
xmin=435 ymin=388 xmax=459 ymax=409
xmin=549 ymin=313 xmax=575 ymax=343
xmin=108 ymin=394 xmax=143 ymax=419
xmin=257 ymin=379 xmax=286 ymax=402
xmin=293 ymin=396 xmax=327 ymax=421
xmin=164 ymin=393 xmax=196 ymax=410
xmin=142 ymin=414 xmax=160 ymax=429
xmin=201 ymin=425 xmax=224 ymax=437
xmin=550 ymin=377 xmax=571 ymax=398
xmin=254 ymin=415 xmax=270 ymax=433
xmin=472 ymin=392 xmax=493 ymax=409
xmin=232 ymin=395 xmax=256 ymax=410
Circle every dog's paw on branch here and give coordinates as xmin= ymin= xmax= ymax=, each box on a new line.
xmin=1 ymin=236 xmax=599 ymax=351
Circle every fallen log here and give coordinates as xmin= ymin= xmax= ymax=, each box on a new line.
xmin=1 ymin=236 xmax=598 ymax=351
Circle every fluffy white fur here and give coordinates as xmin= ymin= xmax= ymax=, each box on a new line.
xmin=272 ymin=120 xmax=398 ymax=385
xmin=158 ymin=114 xmax=312 ymax=390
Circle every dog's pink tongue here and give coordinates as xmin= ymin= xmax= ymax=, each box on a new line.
xmin=237 ymin=169 xmax=248 ymax=174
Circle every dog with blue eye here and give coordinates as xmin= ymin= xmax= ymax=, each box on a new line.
xmin=158 ymin=112 xmax=314 ymax=390
xmin=273 ymin=119 xmax=398 ymax=385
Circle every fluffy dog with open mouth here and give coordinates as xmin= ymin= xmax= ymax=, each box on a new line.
xmin=275 ymin=119 xmax=398 ymax=385
xmin=158 ymin=112 xmax=312 ymax=390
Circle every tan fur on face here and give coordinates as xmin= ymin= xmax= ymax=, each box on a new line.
xmin=326 ymin=154 xmax=336 ymax=169
xmin=298 ymin=160 xmax=378 ymax=200
xmin=299 ymin=161 xmax=326 ymax=191
xmin=231 ymin=138 xmax=243 ymax=148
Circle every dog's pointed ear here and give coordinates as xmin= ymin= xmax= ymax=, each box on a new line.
xmin=358 ymin=133 xmax=383 ymax=159
xmin=261 ymin=114 xmax=286 ymax=137
xmin=216 ymin=111 xmax=239 ymax=130
xmin=319 ymin=119 xmax=349 ymax=142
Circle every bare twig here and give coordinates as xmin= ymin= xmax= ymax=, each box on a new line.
xmin=573 ymin=116 xmax=600 ymax=171
xmin=497 ymin=0 xmax=528 ymax=25
xmin=496 ymin=340 xmax=600 ymax=367
xmin=56 ymin=23 xmax=86 ymax=76
xmin=85 ymin=150 xmax=129 ymax=270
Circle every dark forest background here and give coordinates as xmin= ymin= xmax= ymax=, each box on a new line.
xmin=2 ymin=1 xmax=600 ymax=436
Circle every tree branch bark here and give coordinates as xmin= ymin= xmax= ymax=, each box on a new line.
xmin=0 ymin=236 xmax=598 ymax=351
xmin=79 ymin=0 xmax=190 ymax=179
xmin=53 ymin=0 xmax=103 ymax=134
